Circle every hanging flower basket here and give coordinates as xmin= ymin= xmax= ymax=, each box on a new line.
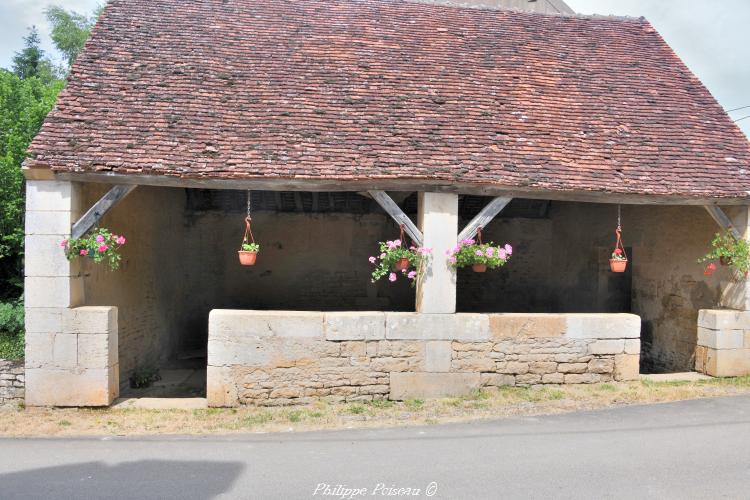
xmin=238 ymin=214 xmax=260 ymax=266
xmin=61 ymin=228 xmax=126 ymax=270
xmin=369 ymin=225 xmax=431 ymax=285
xmin=448 ymin=228 xmax=512 ymax=273
xmin=610 ymin=216 xmax=628 ymax=273
xmin=699 ymin=231 xmax=750 ymax=278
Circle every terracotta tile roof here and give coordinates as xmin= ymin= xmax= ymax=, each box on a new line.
xmin=27 ymin=0 xmax=750 ymax=199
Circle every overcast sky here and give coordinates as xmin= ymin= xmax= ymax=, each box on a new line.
xmin=1 ymin=0 xmax=748 ymax=136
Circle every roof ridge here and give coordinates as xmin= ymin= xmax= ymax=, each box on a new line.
xmin=393 ymin=0 xmax=645 ymax=22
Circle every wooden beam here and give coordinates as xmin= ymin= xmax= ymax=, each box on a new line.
xmin=71 ymin=185 xmax=137 ymax=239
xmin=705 ymin=206 xmax=741 ymax=239
xmin=458 ymin=197 xmax=512 ymax=242
xmin=55 ymin=171 xmax=750 ymax=206
xmin=368 ymin=190 xmax=423 ymax=246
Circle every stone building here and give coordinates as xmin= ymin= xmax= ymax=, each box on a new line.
xmin=20 ymin=0 xmax=750 ymax=406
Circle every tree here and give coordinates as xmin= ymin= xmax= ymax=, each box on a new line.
xmin=46 ymin=5 xmax=103 ymax=69
xmin=12 ymin=27 xmax=55 ymax=81
xmin=0 ymin=70 xmax=64 ymax=298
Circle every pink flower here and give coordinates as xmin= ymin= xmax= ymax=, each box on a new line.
xmin=380 ymin=253 xmax=386 ymax=259
xmin=98 ymin=244 xmax=108 ymax=253
xmin=407 ymin=271 xmax=417 ymax=279
xmin=504 ymin=244 xmax=513 ymax=255
xmin=449 ymin=256 xmax=457 ymax=264
xmin=475 ymin=250 xmax=483 ymax=256
xmin=115 ymin=236 xmax=126 ymax=245
xmin=461 ymin=239 xmax=475 ymax=245
xmin=445 ymin=249 xmax=452 ymax=256
xmin=418 ymin=247 xmax=432 ymax=255
xmin=79 ymin=249 xmax=88 ymax=256
xmin=498 ymin=248 xmax=507 ymax=259
xmin=95 ymin=234 xmax=105 ymax=243
xmin=60 ymin=239 xmax=68 ymax=248
xmin=368 ymin=256 xmax=377 ymax=264
xmin=485 ymin=247 xmax=494 ymax=257
xmin=388 ymin=272 xmax=397 ymax=282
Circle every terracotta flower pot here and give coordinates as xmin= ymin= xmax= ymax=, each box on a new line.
xmin=238 ymin=251 xmax=257 ymax=266
xmin=610 ymin=258 xmax=627 ymax=273
xmin=720 ymin=256 xmax=732 ymax=266
xmin=472 ymin=263 xmax=487 ymax=273
xmin=394 ymin=257 xmax=410 ymax=271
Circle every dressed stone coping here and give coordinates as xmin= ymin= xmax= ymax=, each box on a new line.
xmin=696 ymin=309 xmax=750 ymax=377
xmin=208 ymin=310 xmax=641 ymax=342
xmin=207 ymin=310 xmax=641 ymax=406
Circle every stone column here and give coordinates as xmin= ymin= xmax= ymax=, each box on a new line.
xmin=24 ymin=180 xmax=119 ymax=406
xmin=416 ymin=192 xmax=458 ymax=313
xmin=719 ymin=205 xmax=750 ymax=310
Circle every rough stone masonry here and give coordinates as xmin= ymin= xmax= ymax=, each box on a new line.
xmin=0 ymin=359 xmax=24 ymax=407
xmin=207 ymin=311 xmax=641 ymax=406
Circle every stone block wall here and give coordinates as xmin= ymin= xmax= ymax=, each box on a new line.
xmin=207 ymin=311 xmax=641 ymax=406
xmin=0 ymin=359 xmax=24 ymax=407
xmin=695 ymin=309 xmax=750 ymax=377
xmin=26 ymin=306 xmax=118 ymax=407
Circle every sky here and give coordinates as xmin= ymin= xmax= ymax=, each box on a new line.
xmin=0 ymin=0 xmax=748 ymax=136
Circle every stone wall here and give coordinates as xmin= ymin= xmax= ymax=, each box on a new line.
xmin=207 ymin=311 xmax=640 ymax=406
xmin=0 ymin=359 xmax=24 ymax=407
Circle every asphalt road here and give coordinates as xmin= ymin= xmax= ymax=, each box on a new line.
xmin=1 ymin=395 xmax=750 ymax=500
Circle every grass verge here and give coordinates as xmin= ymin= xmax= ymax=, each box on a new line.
xmin=1 ymin=376 xmax=749 ymax=437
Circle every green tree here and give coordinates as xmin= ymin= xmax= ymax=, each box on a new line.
xmin=12 ymin=27 xmax=56 ymax=81
xmin=0 ymin=70 xmax=64 ymax=298
xmin=46 ymin=5 xmax=102 ymax=69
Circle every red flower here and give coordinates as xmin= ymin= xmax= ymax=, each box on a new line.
xmin=704 ymin=263 xmax=717 ymax=276
xmin=613 ymin=248 xmax=622 ymax=255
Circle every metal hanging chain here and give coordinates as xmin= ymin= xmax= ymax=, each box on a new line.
xmin=247 ymin=189 xmax=253 ymax=217
xmin=617 ymin=204 xmax=622 ymax=230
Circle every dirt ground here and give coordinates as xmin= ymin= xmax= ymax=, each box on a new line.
xmin=2 ymin=376 xmax=749 ymax=437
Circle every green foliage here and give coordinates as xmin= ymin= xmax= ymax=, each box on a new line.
xmin=0 ymin=70 xmax=64 ymax=298
xmin=700 ymin=231 xmax=750 ymax=275
xmin=46 ymin=5 xmax=103 ymax=68
xmin=241 ymin=242 xmax=260 ymax=252
xmin=129 ymin=365 xmax=161 ymax=389
xmin=449 ymin=240 xmax=512 ymax=270
xmin=0 ymin=301 xmax=24 ymax=359
xmin=63 ymin=228 xmax=127 ymax=270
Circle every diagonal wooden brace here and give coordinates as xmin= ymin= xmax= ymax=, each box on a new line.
xmin=368 ymin=190 xmax=423 ymax=246
xmin=704 ymin=205 xmax=741 ymax=239
xmin=71 ymin=185 xmax=137 ymax=239
xmin=457 ymin=197 xmax=512 ymax=242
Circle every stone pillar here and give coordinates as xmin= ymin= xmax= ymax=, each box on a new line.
xmin=719 ymin=206 xmax=750 ymax=310
xmin=24 ymin=180 xmax=119 ymax=406
xmin=416 ymin=192 xmax=458 ymax=313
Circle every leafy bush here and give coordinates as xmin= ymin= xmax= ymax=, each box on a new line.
xmin=0 ymin=301 xmax=24 ymax=359
xmin=700 ymin=231 xmax=750 ymax=276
